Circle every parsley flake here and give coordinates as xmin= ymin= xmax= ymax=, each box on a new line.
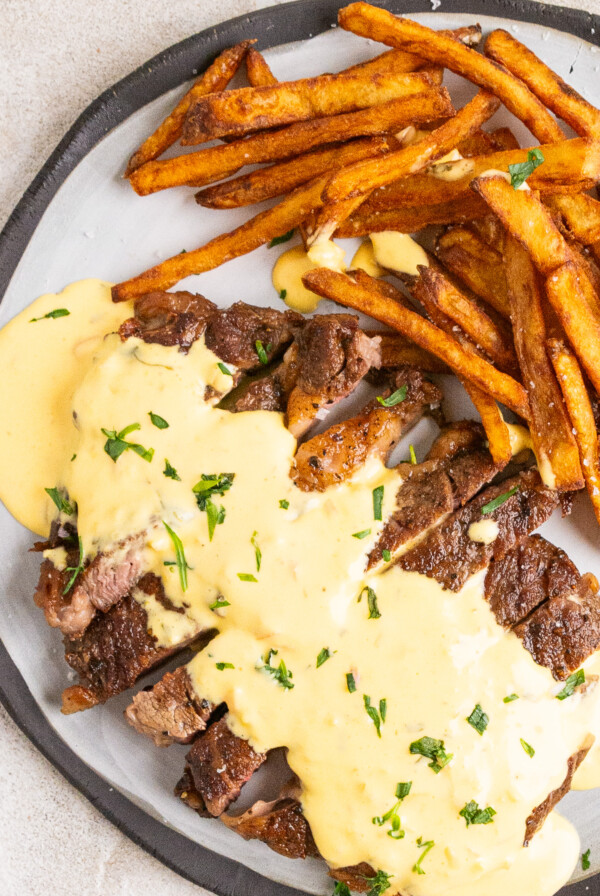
xmin=30 ymin=307 xmax=70 ymax=322
xmin=209 ymin=598 xmax=230 ymax=611
xmin=363 ymin=869 xmax=392 ymax=895
xmin=333 ymin=885 xmax=351 ymax=896
xmin=556 ymin=668 xmax=585 ymax=700
xmin=346 ymin=672 xmax=357 ymax=693
xmin=216 ymin=662 xmax=234 ymax=670
xmin=413 ymin=838 xmax=435 ymax=875
xmin=358 ymin=585 xmax=381 ymax=619
xmin=409 ymin=444 xmax=417 ymax=465
xmin=251 ymin=531 xmax=262 ymax=572
xmin=396 ymin=781 xmax=412 ymax=800
xmin=163 ymin=459 xmax=181 ymax=481
xmin=193 ymin=473 xmax=234 ymax=541
xmin=217 ymin=362 xmax=234 ymax=376
xmin=62 ymin=535 xmax=84 ymax=595
xmin=238 ymin=573 xmax=258 ymax=582
xmin=582 ymin=849 xmax=591 ymax=871
xmin=508 ymin=148 xmax=545 ymax=189
xmin=352 ymin=528 xmax=371 ymax=539
xmin=363 ymin=694 xmax=386 ymax=738
xmin=268 ymin=229 xmax=295 ymax=248
xmin=409 ymin=736 xmax=452 ymax=773
xmin=45 ymin=487 xmax=75 ymax=516
xmin=102 ymin=423 xmax=154 ymax=463
xmin=316 ymin=647 xmax=335 ymax=668
xmin=503 ymin=693 xmax=519 ymax=703
xmin=372 ymin=485 xmax=384 ymax=521
xmin=520 ymin=738 xmax=535 ymax=758
xmin=279 ymin=499 xmax=290 ymax=509
xmin=466 ymin=703 xmax=489 ymax=735
xmin=377 ymin=385 xmax=407 ymax=408
xmin=382 ymin=549 xmax=392 ymax=562
xmin=255 ymin=339 xmax=269 ymax=365
xmin=279 ymin=289 xmax=288 ymax=301
xmin=260 ymin=648 xmax=294 ymax=689
xmin=163 ymin=522 xmax=190 ymax=592
xmin=149 ymin=411 xmax=169 ymax=429
xmin=459 ymin=800 xmax=496 ymax=827
xmin=481 ymin=486 xmax=519 ymax=515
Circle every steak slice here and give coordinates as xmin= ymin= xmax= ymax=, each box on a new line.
xmin=524 ymin=740 xmax=593 ymax=845
xmin=177 ymin=717 xmax=267 ymax=817
xmin=291 ymin=369 xmax=442 ymax=491
xmin=125 ymin=666 xmax=216 ymax=746
xmin=204 ymin=302 xmax=303 ymax=371
xmin=119 ymin=290 xmax=217 ymax=350
xmin=329 ymin=863 xmax=378 ymax=893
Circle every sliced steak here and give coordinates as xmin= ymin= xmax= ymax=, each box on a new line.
xmin=291 ymin=369 xmax=441 ymax=491
xmin=177 ymin=717 xmax=267 ymax=817
xmin=329 ymin=863 xmax=377 ymax=893
xmin=397 ymin=470 xmax=560 ymax=590
xmin=119 ymin=290 xmax=217 ymax=350
xmin=204 ymin=302 xmax=303 ymax=371
xmin=524 ymin=740 xmax=593 ymax=845
xmin=125 ymin=666 xmax=216 ymax=746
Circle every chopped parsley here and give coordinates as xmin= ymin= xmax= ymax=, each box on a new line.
xmin=217 ymin=362 xmax=233 ymax=376
xmin=363 ymin=695 xmax=386 ymax=738
xmin=279 ymin=499 xmax=290 ymax=509
xmin=238 ymin=572 xmax=258 ymax=582
xmin=382 ymin=549 xmax=392 ymax=562
xmin=481 ymin=486 xmax=518 ymax=515
xmin=316 ymin=647 xmax=335 ymax=668
xmin=459 ymin=801 xmax=497 ymax=827
xmin=352 ymin=528 xmax=371 ymax=539
xmin=372 ymin=485 xmax=384 ymax=521
xmin=163 ymin=459 xmax=181 ymax=481
xmin=268 ymin=229 xmax=295 ymax=248
xmin=503 ymin=693 xmax=519 ymax=703
xmin=556 ymin=668 xmax=585 ymax=700
xmin=413 ymin=838 xmax=435 ymax=875
xmin=372 ymin=796 xmax=405 ymax=840
xmin=255 ymin=339 xmax=269 ymax=365
xmin=209 ymin=598 xmax=230 ymax=611
xmin=216 ymin=662 xmax=234 ymax=670
xmin=466 ymin=703 xmax=489 ymax=736
xmin=582 ymin=849 xmax=591 ymax=871
xmin=279 ymin=289 xmax=288 ymax=301
xmin=363 ymin=869 xmax=392 ymax=895
xmin=45 ymin=487 xmax=74 ymax=516
xmin=333 ymin=885 xmax=351 ymax=896
xmin=396 ymin=781 xmax=412 ymax=800
xmin=409 ymin=444 xmax=417 ymax=465
xmin=193 ymin=473 xmax=235 ymax=541
xmin=409 ymin=736 xmax=452 ymax=773
xmin=149 ymin=411 xmax=169 ymax=429
xmin=346 ymin=672 xmax=357 ymax=693
xmin=260 ymin=648 xmax=294 ymax=689
xmin=163 ymin=521 xmax=190 ymax=592
xmin=508 ymin=148 xmax=545 ymax=189
xmin=376 ymin=385 xmax=407 ymax=408
xmin=102 ymin=423 xmax=154 ymax=463
xmin=251 ymin=531 xmax=262 ymax=572
xmin=30 ymin=307 xmax=70 ymax=322
xmin=520 ymin=738 xmax=535 ymax=758
xmin=358 ymin=585 xmax=381 ymax=619
xmin=62 ymin=535 xmax=84 ymax=595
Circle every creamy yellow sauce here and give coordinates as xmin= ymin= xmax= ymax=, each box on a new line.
xmin=1 ymin=279 xmax=599 ymax=896
xmin=370 ymin=232 xmax=429 ymax=277
xmin=349 ymin=241 xmax=386 ymax=279
xmin=467 ymin=519 xmax=499 ymax=545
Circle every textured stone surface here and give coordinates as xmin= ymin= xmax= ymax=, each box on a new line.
xmin=0 ymin=0 xmax=596 ymax=893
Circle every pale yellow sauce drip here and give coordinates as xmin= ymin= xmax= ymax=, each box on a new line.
xmin=272 ymin=245 xmax=326 ymax=313
xmin=370 ymin=232 xmax=429 ymax=277
xmin=468 ymin=519 xmax=499 ymax=545
xmin=1 ymin=280 xmax=599 ymax=896
xmin=349 ymin=241 xmax=386 ymax=279
xmin=505 ymin=423 xmax=555 ymax=489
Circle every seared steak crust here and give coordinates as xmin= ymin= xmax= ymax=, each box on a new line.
xmin=294 ymin=315 xmax=380 ymax=399
xmin=205 ymin=302 xmax=303 ymax=371
xmin=223 ymin=796 xmax=319 ymax=859
xmin=125 ymin=666 xmax=215 ymax=746
xmin=119 ymin=290 xmax=217 ymax=350
xmin=329 ymin=863 xmax=377 ymax=893
xmin=524 ymin=742 xmax=592 ymax=845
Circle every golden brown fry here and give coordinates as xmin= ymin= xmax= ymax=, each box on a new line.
xmin=124 ymin=41 xmax=254 ymax=176
xmin=485 ymin=29 xmax=600 ymax=139
xmin=468 ymin=215 xmax=506 ymax=253
xmin=489 ymin=126 xmax=520 ymax=151
xmin=545 ymin=262 xmax=600 ymax=399
xmin=182 ymin=68 xmax=441 ymax=142
xmin=301 ymin=267 xmax=531 ymax=420
xmin=323 ymin=90 xmax=500 ymax=202
xmin=435 ymin=226 xmax=510 ymax=318
xmin=347 ymin=24 xmax=482 ymax=76
xmin=548 ymin=338 xmax=600 ymax=521
xmin=505 ymin=236 xmax=583 ymax=490
xmin=129 ymin=91 xmax=453 ymax=195
xmin=112 ymin=175 xmax=328 ymax=301
xmin=335 ymin=195 xmax=489 ymax=237
xmin=338 ymin=2 xmax=564 ymax=143
xmin=546 ymin=193 xmax=600 ymax=246
xmin=360 ymin=138 xmax=600 ymax=211
xmin=245 ymin=48 xmax=278 ymax=86
xmin=195 ymin=137 xmax=394 ymax=209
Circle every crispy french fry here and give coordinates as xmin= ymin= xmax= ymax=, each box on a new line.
xmin=301 ymin=267 xmax=531 ymax=419
xmin=323 ymin=90 xmax=500 ymax=202
xmin=195 ymin=137 xmax=394 ymax=209
xmin=505 ymin=236 xmax=583 ymax=490
xmin=548 ymin=338 xmax=600 ymax=520
xmin=359 ymin=138 xmax=600 ymax=212
xmin=468 ymin=216 xmax=506 ymax=253
xmin=457 ymin=129 xmax=499 ymax=158
xmin=485 ymin=29 xmax=600 ymax=139
xmin=129 ymin=90 xmax=453 ymax=195
xmin=338 ymin=2 xmax=564 ymax=143
xmin=347 ymin=24 xmax=482 ymax=76
xmin=365 ymin=330 xmax=451 ymax=373
xmin=112 ymin=175 xmax=328 ymax=301
xmin=489 ymin=126 xmax=520 ymax=151
xmin=545 ymin=262 xmax=600 ymax=398
xmin=335 ymin=195 xmax=489 ymax=237
xmin=245 ymin=48 xmax=278 ymax=86
xmin=182 ymin=68 xmax=441 ymax=142
xmin=546 ymin=193 xmax=600 ymax=246
xmin=435 ymin=226 xmax=510 ymax=318
xmin=124 ymin=41 xmax=254 ymax=177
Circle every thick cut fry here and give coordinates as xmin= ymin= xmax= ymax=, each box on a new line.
xmin=435 ymin=226 xmax=510 ymax=317
xmin=545 ymin=262 xmax=600 ymax=399
xmin=301 ymin=267 xmax=530 ymax=419
xmin=129 ymin=91 xmax=453 ymax=195
xmin=124 ymin=41 xmax=253 ymax=176
xmin=182 ymin=68 xmax=441 ymax=142
xmin=245 ymin=48 xmax=278 ymax=86
xmin=360 ymin=138 xmax=600 ymax=212
xmin=112 ymin=175 xmax=328 ymax=301
xmin=195 ymin=137 xmax=395 ymax=209
xmin=546 ymin=193 xmax=600 ymax=246
xmin=485 ymin=29 xmax=600 ymax=139
xmin=338 ymin=2 xmax=564 ymax=143
xmin=335 ymin=195 xmax=489 ymax=237
xmin=548 ymin=339 xmax=600 ymax=521
xmin=468 ymin=215 xmax=506 ymax=253
xmin=348 ymin=24 xmax=482 ymax=76
xmin=323 ymin=90 xmax=500 ymax=202
xmin=505 ymin=236 xmax=583 ymax=490
xmin=489 ymin=126 xmax=520 ymax=151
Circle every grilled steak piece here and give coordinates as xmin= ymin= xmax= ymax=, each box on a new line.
xmin=119 ymin=290 xmax=217 ymax=350
xmin=177 ymin=717 xmax=267 ymax=817
xmin=125 ymin=666 xmax=216 ymax=746
xmin=329 ymin=863 xmax=377 ymax=893
xmin=292 ymin=369 xmax=441 ymax=491
xmin=524 ymin=740 xmax=593 ymax=845
xmin=204 ymin=302 xmax=303 ymax=371
xmin=397 ymin=470 xmax=560 ymax=590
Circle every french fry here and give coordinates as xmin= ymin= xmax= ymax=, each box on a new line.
xmin=335 ymin=195 xmax=489 ymax=237
xmin=323 ymin=90 xmax=500 ymax=202
xmin=412 ymin=270 xmax=512 ymax=466
xmin=112 ymin=175 xmax=328 ymax=301
xmin=489 ymin=126 xmax=520 ymax=151
xmin=546 ymin=193 xmax=600 ymax=246
xmin=468 ymin=215 xmax=506 ymax=254
xmin=548 ymin=338 xmax=600 ymax=521
xmin=545 ymin=262 xmax=600 ymax=399
xmin=434 ymin=226 xmax=510 ymax=318
xmin=245 ymin=48 xmax=278 ymax=86
xmin=337 ymin=2 xmax=564 ymax=143
xmin=359 ymin=138 xmax=600 ymax=212
xmin=129 ymin=90 xmax=453 ymax=195
xmin=485 ymin=29 xmax=600 ymax=139
xmin=124 ymin=40 xmax=254 ymax=177
xmin=348 ymin=24 xmax=482 ymax=76
xmin=195 ymin=137 xmax=395 ymax=209
xmin=366 ymin=331 xmax=451 ymax=373
xmin=505 ymin=236 xmax=583 ymax=490
xmin=182 ymin=68 xmax=441 ymax=142
xmin=301 ymin=267 xmax=531 ymax=419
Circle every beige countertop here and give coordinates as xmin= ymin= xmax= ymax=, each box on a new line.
xmin=0 ymin=0 xmax=597 ymax=893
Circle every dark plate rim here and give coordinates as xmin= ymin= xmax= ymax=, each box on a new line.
xmin=1 ymin=1 xmax=599 ymax=893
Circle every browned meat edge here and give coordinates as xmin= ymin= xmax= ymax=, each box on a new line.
xmin=524 ymin=740 xmax=593 ymax=845
xmin=125 ymin=666 xmax=216 ymax=746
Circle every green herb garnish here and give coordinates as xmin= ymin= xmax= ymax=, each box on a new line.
xmin=346 ymin=672 xmax=357 ymax=693
xmin=45 ymin=487 xmax=74 ymax=516
xmin=255 ymin=339 xmax=269 ymax=365
xmin=63 ymin=535 xmax=84 ymax=595
xmin=279 ymin=499 xmax=290 ymax=509
xmin=238 ymin=572 xmax=258 ymax=582
xmin=209 ymin=598 xmax=230 ymax=611
xmin=216 ymin=662 xmax=234 ymax=670
xmin=459 ymin=800 xmax=496 ymax=827
xmin=358 ymin=585 xmax=381 ymax=619
xmin=372 ymin=485 xmax=384 ymax=521
xmin=268 ymin=229 xmax=295 ymax=248
xmin=279 ymin=289 xmax=288 ymax=301
xmin=556 ymin=668 xmax=585 ymax=700
xmin=193 ymin=473 xmax=235 ymax=541
xmin=251 ymin=531 xmax=262 ymax=572
xmin=333 ymin=885 xmax=351 ymax=896
xmin=363 ymin=694 xmax=386 ymax=738
xmin=396 ymin=782 xmax=412 ymax=800
xmin=413 ymin=838 xmax=435 ymax=875
xmin=503 ymin=693 xmax=519 ymax=703
xmin=409 ymin=736 xmax=452 ymax=773
xmin=163 ymin=521 xmax=190 ymax=592
xmin=30 ymin=308 xmax=70 ymax=322
xmin=149 ymin=411 xmax=169 ymax=429
xmin=466 ymin=703 xmax=489 ymax=736
xmin=352 ymin=529 xmax=371 ymax=539
xmin=481 ymin=486 xmax=518 ymax=515
xmin=217 ymin=362 xmax=233 ymax=376
xmin=316 ymin=647 xmax=335 ymax=668
xmin=163 ymin=459 xmax=181 ymax=481
xmin=382 ymin=549 xmax=392 ymax=562
xmin=520 ymin=738 xmax=535 ymax=758
xmin=377 ymin=385 xmax=407 ymax=408
xmin=260 ymin=648 xmax=294 ymax=689
xmin=363 ymin=869 xmax=392 ymax=895
xmin=508 ymin=148 xmax=545 ymax=189
xmin=409 ymin=444 xmax=417 ymax=465
xmin=582 ymin=849 xmax=591 ymax=871
xmin=102 ymin=423 xmax=154 ymax=463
